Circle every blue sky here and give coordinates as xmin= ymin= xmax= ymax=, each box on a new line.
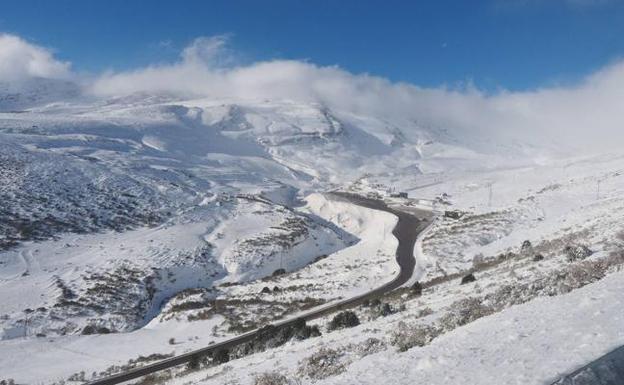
xmin=1 ymin=0 xmax=623 ymax=91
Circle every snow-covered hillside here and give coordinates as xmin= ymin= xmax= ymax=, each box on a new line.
xmin=1 ymin=77 xmax=624 ymax=385
xmin=116 ymin=149 xmax=624 ymax=385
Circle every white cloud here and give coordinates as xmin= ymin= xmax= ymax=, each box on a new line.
xmin=0 ymin=34 xmax=71 ymax=82
xmin=180 ymin=35 xmax=233 ymax=67
xmin=89 ymin=37 xmax=624 ymax=153
xmin=2 ymin=32 xmax=623 ymax=154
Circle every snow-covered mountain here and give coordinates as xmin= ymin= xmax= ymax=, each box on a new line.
xmin=0 ymin=85 xmax=426 ymax=339
xmin=3 ymin=79 xmax=624 ymax=385
xmin=0 ymin=77 xmax=81 ymax=112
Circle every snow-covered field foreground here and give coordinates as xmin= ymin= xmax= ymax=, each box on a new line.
xmin=1 ymin=88 xmax=624 ymax=385
xmin=187 ymin=264 xmax=624 ymax=385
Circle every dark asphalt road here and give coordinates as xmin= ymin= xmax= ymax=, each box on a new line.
xmin=85 ymin=192 xmax=430 ymax=385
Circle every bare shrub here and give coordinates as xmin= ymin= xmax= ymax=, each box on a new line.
xmin=67 ymin=371 xmax=86 ymax=381
xmin=134 ymin=371 xmax=173 ymax=385
xmin=553 ymin=261 xmax=606 ymax=293
xmin=390 ymin=321 xmax=440 ymax=352
xmin=486 ymin=253 xmax=624 ymax=310
xmin=416 ymin=307 xmax=434 ymax=318
xmin=127 ymin=353 xmax=174 ymax=366
xmin=438 ymin=297 xmax=493 ymax=331
xmin=605 ymin=249 xmax=624 ymax=270
xmin=564 ymin=244 xmax=593 ymax=262
xmin=254 ymin=371 xmax=299 ymax=385
xmin=352 ymin=337 xmax=387 ymax=357
xmin=297 ymin=347 xmax=345 ymax=380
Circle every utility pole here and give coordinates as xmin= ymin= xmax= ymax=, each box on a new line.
xmin=597 ymin=179 xmax=601 ymax=200
xmin=487 ymin=182 xmax=493 ymax=207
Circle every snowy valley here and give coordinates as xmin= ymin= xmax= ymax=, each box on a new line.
xmin=0 ymin=72 xmax=623 ymax=385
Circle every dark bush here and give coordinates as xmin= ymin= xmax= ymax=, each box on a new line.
xmin=460 ymin=273 xmax=476 ymax=285
xmin=212 ymin=348 xmax=229 ymax=364
xmin=314 ymin=254 xmax=329 ymax=263
xmin=410 ymin=281 xmax=423 ymax=296
xmin=272 ymin=268 xmax=286 ymax=277
xmin=261 ymin=286 xmax=272 ymax=294
xmin=186 ymin=354 xmax=201 ymax=370
xmin=533 ymin=254 xmax=544 ymax=262
xmin=328 ymin=311 xmax=360 ymax=331
xmin=380 ymin=303 xmax=394 ymax=317
xmin=232 ymin=319 xmax=321 ymax=358
xmin=371 ymin=302 xmax=395 ymax=318
xmin=521 ymin=240 xmax=533 ymax=254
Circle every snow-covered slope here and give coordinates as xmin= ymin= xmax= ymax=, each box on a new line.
xmin=3 ymin=80 xmax=622 ymax=385
xmin=0 ymin=88 xmax=484 ymax=254
xmin=0 ymin=86 xmax=451 ymax=346
xmin=127 ymin=150 xmax=624 ymax=385
xmin=0 ymin=78 xmax=81 ymax=112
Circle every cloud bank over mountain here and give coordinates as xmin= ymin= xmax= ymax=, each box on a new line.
xmin=2 ymin=33 xmax=624 ymax=153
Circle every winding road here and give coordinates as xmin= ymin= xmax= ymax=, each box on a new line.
xmin=86 ymin=192 xmax=431 ymax=385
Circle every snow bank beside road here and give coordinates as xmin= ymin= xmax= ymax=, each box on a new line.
xmin=219 ymin=193 xmax=401 ymax=305
xmin=304 ymin=193 xmax=399 ymax=296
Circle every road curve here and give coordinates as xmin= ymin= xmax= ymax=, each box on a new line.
xmin=86 ymin=192 xmax=430 ymax=385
